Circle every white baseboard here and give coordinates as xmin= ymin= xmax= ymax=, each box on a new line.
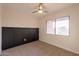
xmin=40 ymin=39 xmax=79 ymax=55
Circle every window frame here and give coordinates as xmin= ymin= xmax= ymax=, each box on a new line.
xmin=46 ymin=16 xmax=70 ymax=36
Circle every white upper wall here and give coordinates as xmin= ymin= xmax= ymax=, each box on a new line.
xmin=2 ymin=4 xmax=39 ymax=28
xmin=2 ymin=3 xmax=77 ymax=28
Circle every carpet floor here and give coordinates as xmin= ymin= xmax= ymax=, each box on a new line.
xmin=2 ymin=40 xmax=78 ymax=56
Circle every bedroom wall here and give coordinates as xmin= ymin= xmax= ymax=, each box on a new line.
xmin=0 ymin=4 xmax=2 ymax=55
xmin=39 ymin=5 xmax=79 ymax=54
xmin=2 ymin=4 xmax=39 ymax=28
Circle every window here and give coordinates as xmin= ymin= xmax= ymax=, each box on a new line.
xmin=56 ymin=17 xmax=69 ymax=35
xmin=47 ymin=20 xmax=55 ymax=34
xmin=47 ymin=16 xmax=69 ymax=36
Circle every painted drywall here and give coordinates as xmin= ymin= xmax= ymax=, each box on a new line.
xmin=2 ymin=4 xmax=39 ymax=28
xmin=0 ymin=4 xmax=2 ymax=55
xmin=39 ymin=5 xmax=79 ymax=54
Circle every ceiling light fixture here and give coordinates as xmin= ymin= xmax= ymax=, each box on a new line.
xmin=32 ymin=3 xmax=48 ymax=14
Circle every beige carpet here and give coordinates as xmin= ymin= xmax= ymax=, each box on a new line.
xmin=2 ymin=41 xmax=78 ymax=56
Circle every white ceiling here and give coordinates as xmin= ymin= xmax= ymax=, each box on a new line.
xmin=2 ymin=3 xmax=78 ymax=18
xmin=3 ymin=3 xmax=78 ymax=13
xmin=43 ymin=3 xmax=77 ymax=13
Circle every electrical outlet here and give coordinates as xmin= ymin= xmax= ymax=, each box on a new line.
xmin=24 ymin=38 xmax=27 ymax=41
